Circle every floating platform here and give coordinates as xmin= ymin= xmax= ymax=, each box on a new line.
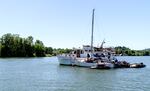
xmin=90 ymin=61 xmax=146 ymax=69
xmin=130 ymin=63 xmax=146 ymax=68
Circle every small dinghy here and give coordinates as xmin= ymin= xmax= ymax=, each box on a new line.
xmin=130 ymin=62 xmax=146 ymax=68
xmin=113 ymin=61 xmax=130 ymax=68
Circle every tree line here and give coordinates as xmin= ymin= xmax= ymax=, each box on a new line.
xmin=0 ymin=33 xmax=72 ymax=57
xmin=115 ymin=46 xmax=150 ymax=56
xmin=0 ymin=33 xmax=150 ymax=57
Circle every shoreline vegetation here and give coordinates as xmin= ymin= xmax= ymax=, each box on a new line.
xmin=0 ymin=33 xmax=150 ymax=57
xmin=0 ymin=33 xmax=71 ymax=57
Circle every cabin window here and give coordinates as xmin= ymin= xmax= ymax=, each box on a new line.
xmin=81 ymin=50 xmax=83 ymax=54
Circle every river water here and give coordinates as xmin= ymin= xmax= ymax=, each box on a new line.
xmin=0 ymin=56 xmax=150 ymax=91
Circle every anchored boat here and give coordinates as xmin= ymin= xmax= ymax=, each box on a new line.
xmin=57 ymin=9 xmax=115 ymax=68
xmin=57 ymin=45 xmax=116 ymax=68
xmin=57 ymin=9 xmax=146 ymax=69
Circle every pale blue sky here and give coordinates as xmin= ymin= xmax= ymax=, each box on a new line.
xmin=0 ymin=0 xmax=150 ymax=50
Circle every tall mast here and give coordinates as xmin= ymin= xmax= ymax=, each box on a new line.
xmin=91 ymin=9 xmax=95 ymax=55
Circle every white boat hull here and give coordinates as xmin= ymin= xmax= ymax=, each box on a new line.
xmin=57 ymin=56 xmax=114 ymax=68
xmin=57 ymin=55 xmax=76 ymax=65
xmin=76 ymin=62 xmax=97 ymax=67
xmin=75 ymin=58 xmax=97 ymax=67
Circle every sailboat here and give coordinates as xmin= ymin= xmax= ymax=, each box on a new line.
xmin=57 ymin=9 xmax=115 ymax=68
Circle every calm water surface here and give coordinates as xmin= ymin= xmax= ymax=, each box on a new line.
xmin=0 ymin=56 xmax=150 ymax=91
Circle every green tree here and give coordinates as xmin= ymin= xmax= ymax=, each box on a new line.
xmin=0 ymin=33 xmax=14 ymax=57
xmin=34 ymin=40 xmax=45 ymax=57
xmin=0 ymin=33 xmax=46 ymax=57
xmin=143 ymin=51 xmax=150 ymax=56
xmin=45 ymin=47 xmax=53 ymax=55
xmin=24 ymin=36 xmax=34 ymax=57
xmin=0 ymin=42 xmax=1 ymax=57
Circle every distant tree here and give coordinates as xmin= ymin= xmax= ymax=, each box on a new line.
xmin=115 ymin=46 xmax=130 ymax=55
xmin=34 ymin=40 xmax=45 ymax=57
xmin=0 ymin=33 xmax=14 ymax=57
xmin=131 ymin=50 xmax=135 ymax=56
xmin=52 ymin=48 xmax=72 ymax=55
xmin=143 ymin=51 xmax=150 ymax=56
xmin=45 ymin=47 xmax=53 ymax=55
xmin=24 ymin=36 xmax=34 ymax=57
xmin=0 ymin=33 xmax=47 ymax=57
xmin=64 ymin=48 xmax=72 ymax=53
xmin=0 ymin=42 xmax=1 ymax=57
xmin=114 ymin=46 xmax=150 ymax=56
